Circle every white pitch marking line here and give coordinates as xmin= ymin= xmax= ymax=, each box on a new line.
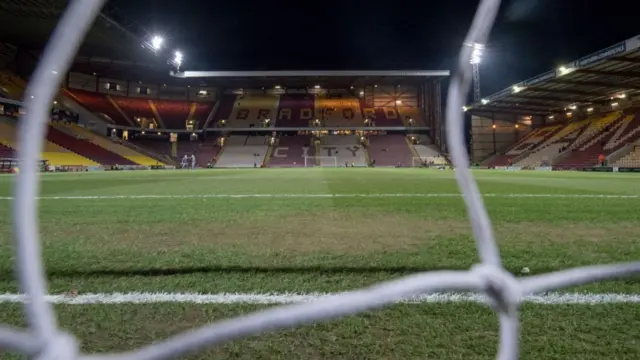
xmin=0 ymin=292 xmax=638 ymax=305
xmin=0 ymin=194 xmax=637 ymax=200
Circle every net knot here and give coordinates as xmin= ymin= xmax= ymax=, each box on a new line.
xmin=472 ymin=264 xmax=522 ymax=315
xmin=35 ymin=332 xmax=78 ymax=360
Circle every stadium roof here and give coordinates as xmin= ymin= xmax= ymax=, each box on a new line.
xmin=466 ymin=34 xmax=640 ymax=116
xmin=168 ymin=70 xmax=450 ymax=88
xmin=0 ymin=0 xmax=164 ymax=67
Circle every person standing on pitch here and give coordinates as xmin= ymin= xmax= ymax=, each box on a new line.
xmin=191 ymin=153 xmax=197 ymax=170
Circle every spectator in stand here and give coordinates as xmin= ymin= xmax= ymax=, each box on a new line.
xmin=598 ymin=153 xmax=606 ymax=166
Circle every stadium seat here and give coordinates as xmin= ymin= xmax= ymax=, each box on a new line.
xmin=367 ymin=134 xmax=413 ymax=167
xmin=0 ymin=117 xmax=97 ymax=166
xmin=0 ymin=70 xmax=26 ymax=100
xmin=113 ymin=96 xmax=157 ymax=126
xmin=210 ymin=94 xmax=237 ymax=127
xmin=397 ymin=107 xmax=425 ymax=126
xmin=59 ymin=124 xmax=162 ymax=166
xmin=269 ymin=135 xmax=313 ymax=167
xmin=613 ymin=145 xmax=640 ymax=167
xmin=46 ymin=125 xmax=135 ymax=165
xmin=412 ymin=144 xmax=445 ymax=166
xmin=151 ymin=99 xmax=191 ymax=129
xmin=215 ymin=135 xmax=268 ymax=167
xmin=193 ymin=102 xmax=214 ymax=129
xmin=603 ymin=112 xmax=640 ymax=154
xmin=226 ymin=95 xmax=280 ymax=128
xmin=514 ymin=122 xmax=588 ymax=168
xmin=0 ymin=143 xmax=14 ymax=158
xmin=64 ymin=89 xmax=133 ymax=127
xmin=315 ymin=96 xmax=362 ymax=127
xmin=359 ymin=100 xmax=403 ymax=126
xmin=318 ymin=135 xmax=367 ymax=166
xmin=553 ymin=112 xmax=624 ymax=169
xmin=276 ymin=94 xmax=315 ymax=127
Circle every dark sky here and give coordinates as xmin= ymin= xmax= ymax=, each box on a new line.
xmin=109 ymin=0 xmax=637 ymax=95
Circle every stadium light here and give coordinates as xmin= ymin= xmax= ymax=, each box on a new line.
xmin=618 ymin=93 xmax=627 ymax=99
xmin=314 ymin=85 xmax=321 ymax=89
xmin=462 ymin=106 xmax=469 ymax=112
xmin=512 ymin=85 xmax=524 ymax=93
xmin=481 ymin=98 xmax=490 ymax=105
xmin=568 ymin=104 xmax=577 ymax=110
xmin=469 ymin=43 xmax=484 ymax=65
xmin=611 ymin=102 xmax=619 ymax=107
xmin=174 ymin=51 xmax=183 ymax=65
xmin=151 ymin=35 xmax=163 ymax=51
xmin=587 ymin=107 xmax=594 ymax=113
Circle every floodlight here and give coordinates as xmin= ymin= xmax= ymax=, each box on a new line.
xmin=469 ymin=43 xmax=484 ymax=65
xmin=512 ymin=85 xmax=524 ymax=93
xmin=174 ymin=51 xmax=183 ymax=65
xmin=314 ymin=85 xmax=320 ymax=89
xmin=151 ymin=35 xmax=163 ymax=50
xmin=481 ymin=98 xmax=490 ymax=105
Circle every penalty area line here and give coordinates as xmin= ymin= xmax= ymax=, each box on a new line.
xmin=0 ymin=193 xmax=637 ymax=200
xmin=0 ymin=292 xmax=638 ymax=305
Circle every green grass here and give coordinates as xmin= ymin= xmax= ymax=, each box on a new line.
xmin=0 ymin=168 xmax=639 ymax=359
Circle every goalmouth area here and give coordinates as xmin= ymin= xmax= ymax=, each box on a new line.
xmin=0 ymin=168 xmax=638 ymax=359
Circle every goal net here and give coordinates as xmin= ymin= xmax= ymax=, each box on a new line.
xmin=5 ymin=1 xmax=638 ymax=360
xmin=304 ymin=156 xmax=337 ymax=168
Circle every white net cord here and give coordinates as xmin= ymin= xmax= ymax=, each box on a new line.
xmin=3 ymin=0 xmax=640 ymax=359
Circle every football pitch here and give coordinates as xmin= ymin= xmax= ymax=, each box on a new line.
xmin=0 ymin=168 xmax=638 ymax=359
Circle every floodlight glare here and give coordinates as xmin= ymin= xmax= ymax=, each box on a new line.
xmin=481 ymin=98 xmax=490 ymax=105
xmin=174 ymin=51 xmax=183 ymax=64
xmin=469 ymin=42 xmax=484 ymax=65
xmin=151 ymin=35 xmax=163 ymax=50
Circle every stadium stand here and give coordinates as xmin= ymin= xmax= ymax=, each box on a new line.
xmin=57 ymin=124 xmax=161 ymax=165
xmin=193 ymin=102 xmax=215 ymax=129
xmin=276 ymin=94 xmax=314 ymax=127
xmin=269 ymin=135 xmax=313 ymax=167
xmin=553 ymin=112 xmax=623 ymax=169
xmin=603 ymin=111 xmax=640 ymax=154
xmin=316 ymin=94 xmax=362 ymax=127
xmin=412 ymin=143 xmax=447 ymax=166
xmin=211 ymin=94 xmax=237 ymax=127
xmin=367 ymin=134 xmax=413 ymax=167
xmin=0 ymin=117 xmax=97 ymax=166
xmin=318 ymin=135 xmax=367 ymax=167
xmin=226 ymin=94 xmax=279 ymax=128
xmin=515 ymin=120 xmax=591 ymax=168
xmin=485 ymin=124 xmax=562 ymax=167
xmin=360 ymin=100 xmax=403 ymax=126
xmin=613 ymin=144 xmax=640 ymax=167
xmin=151 ymin=99 xmax=191 ymax=129
xmin=64 ymin=89 xmax=132 ymax=126
xmin=196 ymin=140 xmax=222 ymax=166
xmin=397 ymin=106 xmax=425 ymax=127
xmin=0 ymin=70 xmax=26 ymax=100
xmin=0 ymin=143 xmax=14 ymax=158
xmin=46 ymin=125 xmax=136 ymax=165
xmin=112 ymin=96 xmax=156 ymax=125
xmin=215 ymin=135 xmax=268 ymax=167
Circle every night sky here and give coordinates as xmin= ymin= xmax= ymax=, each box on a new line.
xmin=109 ymin=0 xmax=637 ymax=95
